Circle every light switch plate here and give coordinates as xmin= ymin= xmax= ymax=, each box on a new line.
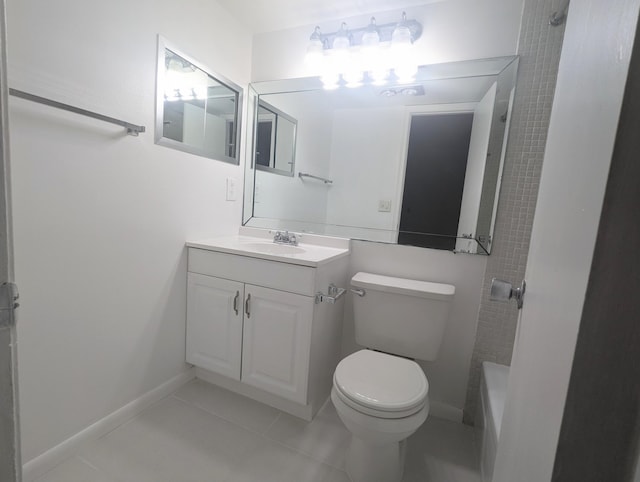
xmin=226 ymin=178 xmax=237 ymax=201
xmin=378 ymin=199 xmax=392 ymax=212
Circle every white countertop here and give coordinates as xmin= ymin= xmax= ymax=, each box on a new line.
xmin=186 ymin=227 xmax=350 ymax=267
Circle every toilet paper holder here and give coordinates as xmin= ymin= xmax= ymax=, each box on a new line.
xmin=490 ymin=278 xmax=526 ymax=309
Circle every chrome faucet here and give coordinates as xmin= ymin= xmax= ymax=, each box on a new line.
xmin=273 ymin=230 xmax=298 ymax=246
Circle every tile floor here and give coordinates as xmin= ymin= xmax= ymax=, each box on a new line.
xmin=34 ymin=379 xmax=481 ymax=482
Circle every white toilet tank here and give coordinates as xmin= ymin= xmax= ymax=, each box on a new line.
xmin=351 ymin=272 xmax=455 ymax=361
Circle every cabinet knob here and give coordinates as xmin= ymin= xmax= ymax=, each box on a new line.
xmin=245 ymin=293 xmax=251 ymax=318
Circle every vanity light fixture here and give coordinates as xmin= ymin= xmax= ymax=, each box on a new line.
xmin=164 ymin=50 xmax=208 ymax=102
xmin=305 ymin=12 xmax=423 ymax=90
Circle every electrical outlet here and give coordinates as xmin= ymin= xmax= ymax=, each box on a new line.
xmin=226 ymin=178 xmax=237 ymax=201
xmin=378 ymin=199 xmax=392 ymax=212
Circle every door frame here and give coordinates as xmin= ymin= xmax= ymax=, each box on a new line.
xmin=0 ymin=0 xmax=21 ymax=480
xmin=493 ymin=1 xmax=640 ymax=480
xmin=393 ymin=103 xmax=477 ymax=234
xmin=551 ymin=3 xmax=640 ymax=478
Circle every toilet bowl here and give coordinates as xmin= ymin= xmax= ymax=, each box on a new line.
xmin=332 ymin=273 xmax=455 ymax=482
xmin=331 ymin=349 xmax=429 ymax=482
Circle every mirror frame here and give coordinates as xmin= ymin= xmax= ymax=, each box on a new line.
xmin=254 ymin=99 xmax=297 ymax=177
xmin=155 ymin=36 xmax=243 ymax=165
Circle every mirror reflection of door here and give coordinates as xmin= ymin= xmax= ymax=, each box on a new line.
xmin=256 ymin=113 xmax=275 ymax=167
xmin=254 ymin=101 xmax=297 ymax=176
xmin=399 ymin=112 xmax=474 ymax=250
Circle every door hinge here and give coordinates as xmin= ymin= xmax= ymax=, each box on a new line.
xmin=0 ymin=282 xmax=19 ymax=328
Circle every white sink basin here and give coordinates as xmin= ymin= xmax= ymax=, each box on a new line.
xmin=241 ymin=242 xmax=306 ymax=255
xmin=187 ymin=228 xmax=350 ymax=267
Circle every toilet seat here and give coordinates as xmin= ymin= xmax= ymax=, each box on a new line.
xmin=333 ymin=350 xmax=428 ymax=419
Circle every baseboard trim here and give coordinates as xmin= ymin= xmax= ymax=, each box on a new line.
xmin=429 ymin=400 xmax=464 ymax=423
xmin=195 ymin=367 xmax=314 ymax=421
xmin=22 ymin=368 xmax=195 ymax=482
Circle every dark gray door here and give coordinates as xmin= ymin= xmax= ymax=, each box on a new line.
xmin=398 ymin=112 xmax=474 ymax=250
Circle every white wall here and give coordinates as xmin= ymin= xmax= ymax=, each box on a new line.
xmin=325 ymin=106 xmax=405 ymax=232
xmin=494 ymin=0 xmax=640 ymax=480
xmin=7 ymin=0 xmax=251 ymax=462
xmin=250 ymin=0 xmax=523 ymax=416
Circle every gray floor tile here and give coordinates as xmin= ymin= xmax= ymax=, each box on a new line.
xmin=265 ymin=400 xmax=351 ymax=468
xmin=403 ymin=416 xmax=481 ymax=482
xmin=226 ymin=438 xmax=333 ymax=482
xmin=173 ymin=379 xmax=281 ymax=434
xmin=33 ymin=456 xmax=117 ymax=482
xmin=79 ymin=397 xmax=263 ymax=482
xmin=322 ymin=467 xmax=352 ymax=482
xmin=35 ymin=382 xmax=481 ymax=482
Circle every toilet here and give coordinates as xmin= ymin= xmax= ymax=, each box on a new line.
xmin=331 ymin=272 xmax=455 ymax=482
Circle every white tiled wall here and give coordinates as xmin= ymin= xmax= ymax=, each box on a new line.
xmin=463 ymin=0 xmax=568 ymax=423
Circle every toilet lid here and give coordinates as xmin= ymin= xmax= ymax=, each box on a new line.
xmin=334 ymin=350 xmax=428 ymax=413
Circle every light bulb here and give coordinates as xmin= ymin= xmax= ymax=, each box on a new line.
xmin=194 ymin=86 xmax=208 ymax=100
xmin=391 ymin=12 xmax=413 ymax=47
xmin=344 ymin=70 xmax=364 ymax=88
xmin=179 ymin=88 xmax=195 ymax=100
xmin=321 ymin=73 xmax=340 ymax=90
xmin=305 ymin=26 xmax=325 ymax=74
xmin=394 ymin=63 xmax=418 ymax=83
xmin=360 ymin=17 xmax=383 ymax=79
xmin=164 ymin=88 xmax=180 ymax=102
xmin=391 ymin=13 xmax=417 ymax=83
xmin=370 ymin=68 xmax=390 ymax=86
xmin=332 ymin=23 xmax=351 ymax=50
xmin=361 ymin=17 xmax=380 ymax=49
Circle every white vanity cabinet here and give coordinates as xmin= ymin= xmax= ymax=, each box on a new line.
xmin=185 ymin=234 xmax=349 ymax=420
xmin=186 ymin=273 xmax=244 ymax=380
xmin=240 ymin=285 xmax=314 ymax=404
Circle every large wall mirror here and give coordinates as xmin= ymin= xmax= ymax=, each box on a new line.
xmin=155 ymin=36 xmax=243 ymax=164
xmin=243 ymin=56 xmax=518 ymax=254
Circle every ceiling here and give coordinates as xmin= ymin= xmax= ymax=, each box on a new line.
xmin=216 ymin=0 xmax=446 ymax=34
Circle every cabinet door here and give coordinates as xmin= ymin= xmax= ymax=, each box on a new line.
xmin=241 ymin=285 xmax=314 ymax=404
xmin=186 ymin=273 xmax=244 ymax=380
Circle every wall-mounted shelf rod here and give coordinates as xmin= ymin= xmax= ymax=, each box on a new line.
xmin=9 ymin=88 xmax=146 ymax=136
xmin=298 ymin=172 xmax=333 ymax=184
